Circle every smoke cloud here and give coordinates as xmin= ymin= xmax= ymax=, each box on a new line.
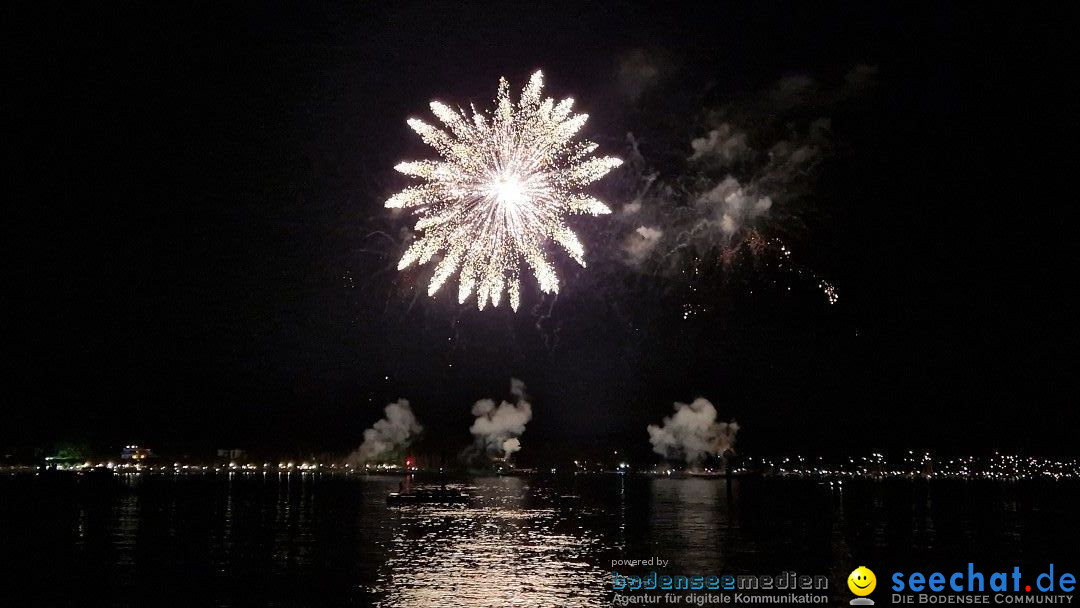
xmin=610 ymin=67 xmax=875 ymax=263
xmin=617 ymin=48 xmax=668 ymax=101
xmin=647 ymin=398 xmax=739 ymax=465
xmin=565 ymin=64 xmax=877 ymax=315
xmin=347 ymin=399 xmax=423 ymax=465
xmin=501 ymin=437 xmax=521 ymax=458
xmin=689 ymin=123 xmax=750 ymax=164
xmin=623 ymin=225 xmax=664 ymax=263
xmin=469 ymin=379 xmax=533 ymax=460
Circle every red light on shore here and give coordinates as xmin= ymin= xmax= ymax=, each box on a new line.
xmin=405 ymin=457 xmax=414 ymax=467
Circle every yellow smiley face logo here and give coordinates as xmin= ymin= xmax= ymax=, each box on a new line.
xmin=848 ymin=566 xmax=876 ymax=596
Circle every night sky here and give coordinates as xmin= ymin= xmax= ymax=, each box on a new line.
xmin=7 ymin=3 xmax=1076 ymax=461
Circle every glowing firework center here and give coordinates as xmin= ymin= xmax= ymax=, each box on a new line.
xmin=387 ymin=71 xmax=622 ymax=311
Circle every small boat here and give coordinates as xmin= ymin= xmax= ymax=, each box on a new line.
xmin=386 ymin=488 xmax=471 ymax=506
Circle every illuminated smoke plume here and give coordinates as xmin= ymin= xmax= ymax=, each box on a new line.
xmin=501 ymin=438 xmax=522 ymax=458
xmin=469 ymin=379 xmax=533 ymax=460
xmin=647 ymin=398 xmax=739 ymax=465
xmin=347 ymin=399 xmax=423 ymax=465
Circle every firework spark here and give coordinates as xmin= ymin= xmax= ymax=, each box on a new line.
xmin=387 ymin=71 xmax=622 ymax=311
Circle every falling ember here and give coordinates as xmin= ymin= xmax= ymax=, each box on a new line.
xmin=387 ymin=71 xmax=622 ymax=311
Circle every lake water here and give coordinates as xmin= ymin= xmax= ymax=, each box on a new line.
xmin=1 ymin=474 xmax=1077 ymax=607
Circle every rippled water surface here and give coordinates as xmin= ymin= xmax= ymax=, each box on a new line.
xmin=1 ymin=474 xmax=1077 ymax=607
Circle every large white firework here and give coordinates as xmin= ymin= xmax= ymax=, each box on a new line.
xmin=386 ymin=71 xmax=622 ymax=311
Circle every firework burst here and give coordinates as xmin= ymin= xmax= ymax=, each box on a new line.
xmin=387 ymin=71 xmax=622 ymax=311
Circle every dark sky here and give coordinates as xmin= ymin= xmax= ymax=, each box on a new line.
xmin=6 ymin=3 xmax=1076 ymax=460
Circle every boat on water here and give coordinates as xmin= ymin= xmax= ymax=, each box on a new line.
xmin=386 ymin=487 xmax=471 ymax=506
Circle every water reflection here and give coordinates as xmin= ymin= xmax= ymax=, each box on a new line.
xmin=649 ymin=479 xmax=730 ymax=572
xmin=1 ymin=475 xmax=1078 ymax=607
xmin=377 ymin=477 xmax=607 ymax=607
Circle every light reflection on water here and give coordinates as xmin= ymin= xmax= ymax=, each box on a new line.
xmin=1 ymin=474 xmax=1078 ymax=607
xmin=377 ymin=478 xmax=607 ymax=607
xmin=649 ymin=479 xmax=731 ymax=572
